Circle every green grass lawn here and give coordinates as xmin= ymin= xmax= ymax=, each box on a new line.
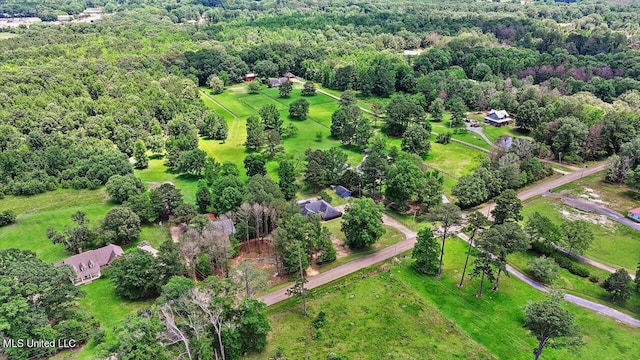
xmin=316 ymin=223 xmax=406 ymax=273
xmin=257 ymin=238 xmax=640 ymax=359
xmin=134 ymin=158 xmax=200 ymax=203
xmin=553 ymin=172 xmax=640 ymax=215
xmin=424 ymin=141 xmax=487 ymax=178
xmin=430 ymin=120 xmax=492 ymax=150
xmin=508 ymin=250 xmax=640 ymax=316
xmin=254 ymin=265 xmax=496 ymax=359
xmin=52 ymin=279 xmax=154 ymax=360
xmin=0 ymin=188 xmax=114 ymax=263
xmin=522 ymin=196 xmax=640 ymax=272
xmin=481 ymin=124 xmax=531 ymax=143
xmin=0 ymin=32 xmax=17 ymax=40
xmin=397 ymin=238 xmax=640 ymax=360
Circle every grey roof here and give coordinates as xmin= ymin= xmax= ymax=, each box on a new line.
xmin=55 ymin=244 xmax=123 ymax=279
xmin=334 ymin=185 xmax=352 ymax=198
xmin=211 ymin=219 xmax=236 ymax=235
xmin=268 ymin=77 xmax=289 ymax=87
xmin=299 ymin=200 xmax=342 ymax=221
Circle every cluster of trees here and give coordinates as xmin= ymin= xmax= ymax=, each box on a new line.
xmin=453 ymin=140 xmax=551 ymax=208
xmin=0 ymin=249 xmax=97 ymax=359
xmin=244 ymin=104 xmax=298 ymax=159
xmin=330 ymin=91 xmax=372 ymax=148
xmin=0 ymin=0 xmax=90 ymax=20
xmin=99 ymin=274 xmax=270 ymax=360
xmin=413 ymin=190 xmax=530 ymax=296
xmin=605 ymin=138 xmax=640 ymax=189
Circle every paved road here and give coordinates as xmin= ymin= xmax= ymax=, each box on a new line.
xmin=542 ymin=193 xmax=637 ymax=278
xmin=260 ymin=163 xmax=611 ymax=298
xmin=457 ymin=234 xmax=640 ymax=327
xmin=258 ymin=213 xmax=416 ymax=305
xmin=546 ymin=192 xmax=640 ymax=232
xmin=475 ymin=162 xmax=608 ymax=217
xmin=466 ymin=123 xmax=494 ymax=147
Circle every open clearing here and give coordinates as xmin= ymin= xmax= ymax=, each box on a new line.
xmin=522 ymin=196 xmax=640 ymax=272
xmin=0 ymin=32 xmax=17 ymax=40
xmin=554 ymin=172 xmax=640 ymax=215
xmin=259 ymin=239 xmax=640 ymax=359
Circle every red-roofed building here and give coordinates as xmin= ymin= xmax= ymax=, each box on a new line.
xmin=206 ymin=213 xmax=216 ymax=221
xmin=628 ymin=207 xmax=640 ymax=222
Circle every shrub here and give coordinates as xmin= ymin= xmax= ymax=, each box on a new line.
xmin=588 ymin=275 xmax=600 ymax=283
xmin=528 ymin=256 xmax=560 ymax=283
xmin=0 ymin=210 xmax=16 ymax=227
xmin=318 ymin=190 xmax=331 ymax=203
xmin=568 ymin=265 xmax=590 ymax=278
xmin=313 ymin=311 xmax=328 ymax=329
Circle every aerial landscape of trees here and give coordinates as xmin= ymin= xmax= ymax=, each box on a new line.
xmin=1 ymin=0 xmax=640 ymax=358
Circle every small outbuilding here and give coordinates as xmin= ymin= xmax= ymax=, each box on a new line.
xmin=484 ymin=109 xmax=513 ymax=127
xmin=628 ymin=207 xmax=640 ymax=222
xmin=332 ymin=185 xmax=352 ymax=198
xmin=245 ymin=73 xmax=258 ymax=82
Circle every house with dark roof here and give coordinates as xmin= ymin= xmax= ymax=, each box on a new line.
xmin=628 ymin=207 xmax=640 ymax=222
xmin=484 ymin=109 xmax=513 ymax=127
xmin=268 ymin=77 xmax=289 ymax=87
xmin=333 ymin=185 xmax=352 ymax=198
xmin=54 ymin=244 xmax=124 ymax=285
xmin=299 ymin=199 xmax=342 ymax=221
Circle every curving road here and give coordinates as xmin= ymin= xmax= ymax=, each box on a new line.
xmin=257 ymin=160 xmax=640 ymax=327
xmin=457 ymin=233 xmax=640 ymax=328
xmin=258 ymin=213 xmax=417 ymax=305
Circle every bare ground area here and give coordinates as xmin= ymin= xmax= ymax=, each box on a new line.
xmin=559 ymin=206 xmax=614 ymax=228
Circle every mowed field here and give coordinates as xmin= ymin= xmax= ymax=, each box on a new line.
xmin=0 ymin=32 xmax=17 ymax=40
xmin=200 ymin=83 xmax=487 ymax=189
xmin=258 ymin=239 xmax=640 ymax=360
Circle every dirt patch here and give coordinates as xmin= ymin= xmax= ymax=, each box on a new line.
xmin=332 ymin=235 xmax=351 ymax=259
xmin=577 ymin=187 xmax=610 ymax=206
xmin=559 ymin=206 xmax=613 ymax=228
xmin=230 ymin=86 xmax=247 ymax=93
xmin=170 ymin=226 xmax=184 ymax=243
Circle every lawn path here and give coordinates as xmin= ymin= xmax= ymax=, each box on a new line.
xmin=259 ymin=161 xmax=640 ymax=327
xmin=199 ymin=90 xmax=242 ymax=138
xmin=259 ymin=89 xmax=330 ymax=129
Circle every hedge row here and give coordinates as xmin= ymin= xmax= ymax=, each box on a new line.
xmin=530 ymin=241 xmax=590 ymax=278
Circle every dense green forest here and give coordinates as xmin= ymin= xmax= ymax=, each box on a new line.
xmin=2 ymin=0 xmax=640 ymax=359
xmin=2 ymin=0 xmax=640 ymax=198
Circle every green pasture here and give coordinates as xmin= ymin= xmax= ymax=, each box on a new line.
xmin=522 ymin=196 xmax=640 ymax=272
xmin=134 ymin=158 xmax=200 ymax=203
xmin=398 ymin=238 xmax=640 ymax=360
xmin=425 ymin=141 xmax=487 ymax=178
xmin=255 ymin=260 xmax=495 ymax=359
xmin=0 ymin=189 xmax=114 ymax=263
xmin=258 ymin=238 xmax=640 ymax=359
